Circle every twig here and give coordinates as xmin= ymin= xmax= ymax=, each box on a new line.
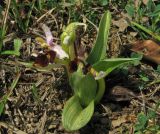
xmin=39 ymin=111 xmax=47 ymax=134
xmin=132 ymin=99 xmax=160 ymax=116
xmin=81 ymin=14 xmax=98 ymax=32
xmin=145 ymin=85 xmax=160 ymax=98
xmin=2 ymin=0 xmax=11 ymax=29
xmin=147 ymin=79 xmax=160 ymax=86
xmin=35 ymin=8 xmax=55 ymax=24
xmin=0 ymin=121 xmax=27 ymax=134
xmin=140 ymin=88 xmax=146 ymax=114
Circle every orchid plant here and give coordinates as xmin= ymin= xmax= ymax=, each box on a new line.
xmin=34 ymin=11 xmax=141 ymax=131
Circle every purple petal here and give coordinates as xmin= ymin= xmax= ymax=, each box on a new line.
xmin=41 ymin=24 xmax=54 ymax=46
xmin=50 ymin=45 xmax=69 ymax=59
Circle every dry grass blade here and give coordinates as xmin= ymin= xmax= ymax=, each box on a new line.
xmin=36 ymin=8 xmax=55 ymax=24
xmin=38 ymin=111 xmax=47 ymax=134
xmin=2 ymin=0 xmax=11 ymax=29
xmin=81 ymin=14 xmax=98 ymax=32
xmin=0 ymin=122 xmax=27 ymax=134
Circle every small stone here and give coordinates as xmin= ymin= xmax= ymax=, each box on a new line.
xmin=48 ymin=124 xmax=57 ymax=129
xmin=58 ymin=125 xmax=64 ymax=131
xmin=56 ymin=105 xmax=62 ymax=110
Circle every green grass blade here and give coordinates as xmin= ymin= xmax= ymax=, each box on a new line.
xmin=0 ymin=28 xmax=5 ymax=52
xmin=11 ymin=0 xmax=25 ymax=32
xmin=0 ymin=102 xmax=5 ymax=115
xmin=131 ymin=21 xmax=160 ymax=41
xmin=0 ymin=72 xmax=20 ymax=115
xmin=0 ymin=95 xmax=7 ymax=116
xmin=25 ymin=0 xmax=35 ymax=32
xmin=31 ymin=84 xmax=41 ymax=103
xmin=1 ymin=50 xmax=19 ymax=55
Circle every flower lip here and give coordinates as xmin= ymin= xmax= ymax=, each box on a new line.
xmin=34 ymin=53 xmax=49 ymax=67
xmin=41 ymin=24 xmax=54 ymax=46
xmin=69 ymin=59 xmax=78 ymax=72
xmin=34 ymin=50 xmax=57 ymax=67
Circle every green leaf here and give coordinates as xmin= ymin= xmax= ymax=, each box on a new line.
xmin=131 ymin=52 xmax=142 ymax=65
xmin=69 ymin=68 xmax=84 ymax=94
xmin=125 ymin=4 xmax=135 ymax=17
xmin=76 ymin=73 xmax=97 ymax=106
xmin=134 ymin=113 xmax=148 ymax=132
xmin=147 ymin=0 xmax=156 ymax=13
xmin=137 ymin=113 xmax=148 ymax=126
xmin=1 ymin=39 xmax=22 ymax=56
xmin=147 ymin=110 xmax=156 ymax=119
xmin=14 ymin=38 xmax=22 ymax=53
xmin=99 ymin=0 xmax=108 ymax=6
xmin=134 ymin=124 xmax=144 ymax=132
xmin=62 ymin=95 xmax=94 ymax=131
xmin=156 ymin=65 xmax=160 ymax=73
xmin=92 ymin=58 xmax=140 ymax=77
xmin=70 ymin=71 xmax=97 ymax=106
xmin=86 ymin=10 xmax=111 ymax=65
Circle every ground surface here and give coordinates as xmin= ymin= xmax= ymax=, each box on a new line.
xmin=0 ymin=1 xmax=160 ymax=134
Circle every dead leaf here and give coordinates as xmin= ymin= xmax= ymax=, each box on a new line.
xmin=112 ymin=115 xmax=127 ymax=128
xmin=130 ymin=32 xmax=138 ymax=37
xmin=112 ymin=18 xmax=129 ymax=32
xmin=131 ymin=40 xmax=160 ymax=64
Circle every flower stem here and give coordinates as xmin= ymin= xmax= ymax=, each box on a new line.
xmin=94 ymin=78 xmax=105 ymax=104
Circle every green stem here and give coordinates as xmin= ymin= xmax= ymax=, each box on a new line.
xmin=94 ymin=78 xmax=105 ymax=104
